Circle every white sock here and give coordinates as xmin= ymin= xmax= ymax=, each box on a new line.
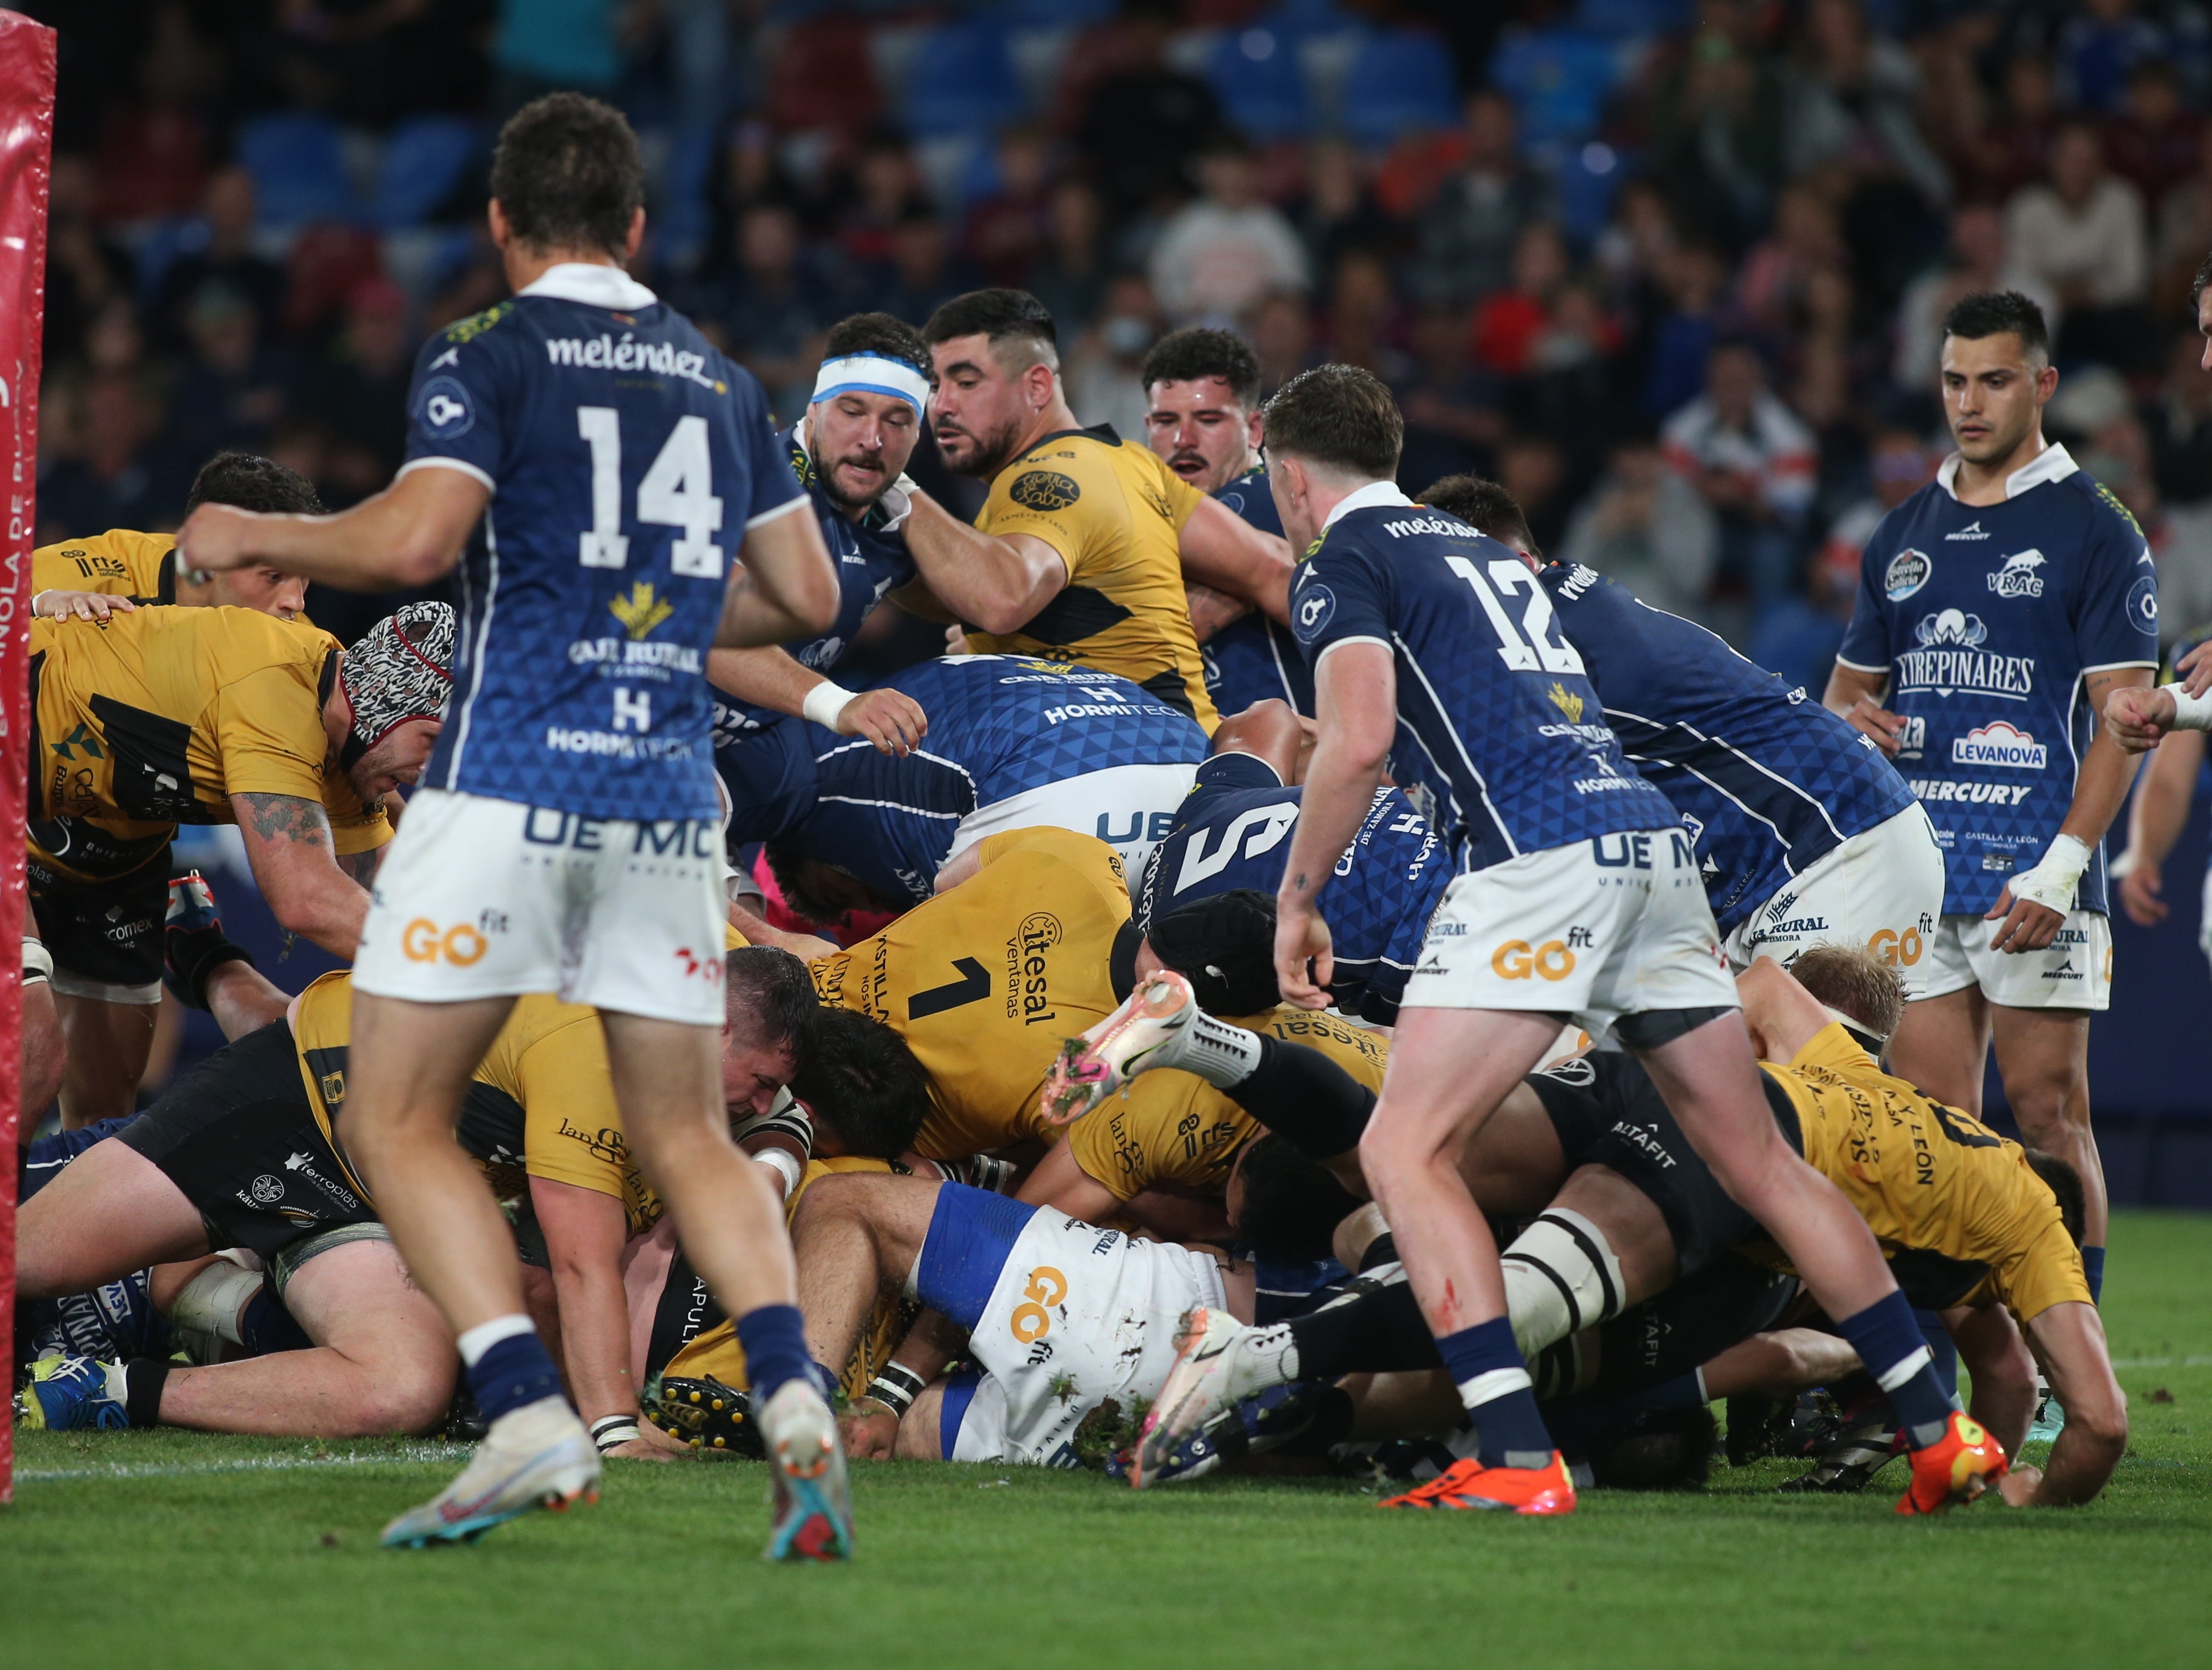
xmin=1175 ymin=1011 xmax=1266 ymax=1088
xmin=456 ymin=1313 xmax=537 ymax=1369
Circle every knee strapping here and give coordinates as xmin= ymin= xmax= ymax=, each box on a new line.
xmin=1501 ymin=1208 xmax=1626 ymax=1360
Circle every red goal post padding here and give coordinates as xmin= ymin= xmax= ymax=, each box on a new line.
xmin=0 ymin=8 xmax=56 ymax=1509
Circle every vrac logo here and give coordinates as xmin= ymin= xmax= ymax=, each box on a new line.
xmin=1988 ymin=550 xmax=2047 ymax=597
xmin=1952 ymin=721 xmax=2047 ymax=770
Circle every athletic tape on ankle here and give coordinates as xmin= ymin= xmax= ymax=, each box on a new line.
xmin=21 ymin=936 xmax=51 ymax=985
xmin=1500 ymin=1208 xmax=1626 ymax=1359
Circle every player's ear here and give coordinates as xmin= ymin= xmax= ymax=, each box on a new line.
xmin=622 ymin=205 xmax=646 ymax=264
xmin=487 ymin=198 xmax=511 ymax=249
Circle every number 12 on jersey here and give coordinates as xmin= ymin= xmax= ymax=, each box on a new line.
xmin=576 ymin=406 xmax=725 ymax=577
xmin=1446 ymin=555 xmax=1584 ymax=675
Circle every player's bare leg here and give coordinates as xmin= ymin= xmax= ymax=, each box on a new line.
xmin=1988 ymin=1005 xmax=2104 ymax=1250
xmin=602 ymin=1011 xmax=852 ymax=1561
xmin=787 ymin=1171 xmax=938 ymax=1374
xmin=53 ymin=992 xmax=158 ymax=1130
xmin=20 ymin=969 xmax=67 ymax=1121
xmin=150 ymin=1239 xmax=455 ymax=1437
xmin=1886 ymin=985 xmax=1989 ymax=1113
xmin=16 ymin=1137 xmax=214 ymax=1295
xmin=342 ymin=991 xmax=601 ymax=1548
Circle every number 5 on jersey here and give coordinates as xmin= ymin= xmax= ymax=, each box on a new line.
xmin=576 ymin=406 xmax=725 ymax=577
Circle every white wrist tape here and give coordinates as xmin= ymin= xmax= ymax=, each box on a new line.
xmin=22 ymin=937 xmax=53 ymax=985
xmin=2008 ymin=833 xmax=2091 ymax=916
xmin=878 ymin=474 xmax=919 ymax=532
xmin=801 ymin=681 xmax=858 ymax=731
xmin=752 ymin=1145 xmax=803 ymax=1198
xmin=2164 ymin=680 xmax=2212 ymax=733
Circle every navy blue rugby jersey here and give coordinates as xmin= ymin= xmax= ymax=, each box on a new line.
xmin=1838 ymin=445 xmax=2159 ymax=914
xmin=1201 ymin=465 xmax=1314 ymax=718
xmin=403 ymin=264 xmax=804 ymax=822
xmin=1135 ymin=752 xmax=1448 ymax=1023
xmin=1539 ymin=560 xmax=1918 ymax=934
xmin=1289 ymin=485 xmax=1680 ymax=872
xmin=717 ymin=655 xmax=1208 ymax=904
xmin=709 ymin=422 xmax=917 ymax=748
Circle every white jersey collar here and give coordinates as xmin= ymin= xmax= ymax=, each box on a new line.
xmin=1936 ymin=440 xmax=2077 ymax=502
xmin=517 ymin=261 xmax=659 ymax=311
xmin=1322 ymin=478 xmax=1415 ymax=532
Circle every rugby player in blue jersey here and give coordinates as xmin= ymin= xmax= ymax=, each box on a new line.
xmin=717 ymin=654 xmax=1207 ymax=916
xmin=706 ymin=314 xmax=933 ymax=761
xmin=1826 ymin=293 xmax=2158 ymax=1305
xmin=1138 ymin=328 xmax=1314 ymax=720
xmin=1418 ymin=475 xmax=1944 ymax=986
xmin=1100 ymin=365 xmax=2002 ymax=1513
xmin=177 ymin=95 xmax=854 ymax=1557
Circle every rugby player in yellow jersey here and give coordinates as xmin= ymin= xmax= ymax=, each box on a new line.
xmin=25 ymin=601 xmax=451 ymax=1126
xmin=889 ymin=289 xmax=1293 ymax=732
xmin=14 ymin=946 xmax=858 ymax=1451
xmin=30 ymin=453 xmax=319 ymax=623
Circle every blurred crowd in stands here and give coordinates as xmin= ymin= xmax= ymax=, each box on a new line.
xmin=33 ymin=0 xmax=2212 ymax=681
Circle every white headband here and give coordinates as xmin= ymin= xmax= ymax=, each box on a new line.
xmin=812 ymin=352 xmax=931 ymax=414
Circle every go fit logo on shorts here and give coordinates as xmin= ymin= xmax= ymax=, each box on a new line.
xmin=1867 ymin=925 xmax=1925 ymax=968
xmin=1491 ymin=925 xmax=1593 ymax=981
xmin=401 ymin=917 xmax=492 ymax=965
xmin=1009 ymin=1265 xmax=1066 ymax=1344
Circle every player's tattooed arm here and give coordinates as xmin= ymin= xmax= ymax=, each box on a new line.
xmin=230 ymin=791 xmax=370 ymax=958
xmin=337 ymin=846 xmax=384 ymax=886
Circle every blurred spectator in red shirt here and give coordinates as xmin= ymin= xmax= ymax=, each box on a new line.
xmin=963 ymin=126 xmax=1055 ymax=288
xmin=2105 ymin=61 xmax=2203 ymax=206
xmin=1472 ymin=223 xmax=1570 ymax=377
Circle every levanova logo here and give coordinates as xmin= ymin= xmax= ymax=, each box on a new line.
xmin=1951 ymin=721 xmax=2047 ymax=770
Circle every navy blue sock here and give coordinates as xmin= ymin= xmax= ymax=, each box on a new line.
xmin=467 ymin=1331 xmax=564 ymax=1425
xmin=737 ymin=1304 xmax=812 ymax=1404
xmin=1434 ymin=1316 xmax=1554 ymax=1468
xmin=1835 ymin=1291 xmax=1952 ymax=1447
xmin=238 ymin=1290 xmax=312 ymax=1356
xmin=2082 ymin=1244 xmax=2105 ymax=1305
xmin=1914 ymin=1307 xmax=1959 ymax=1405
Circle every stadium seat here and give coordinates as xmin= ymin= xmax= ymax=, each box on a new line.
xmin=1338 ymin=29 xmax=1459 ymax=147
xmin=1571 ymin=0 xmax=1689 ymax=39
xmin=1490 ymin=28 xmax=1624 ymax=147
xmin=236 ymin=112 xmax=354 ymax=229
xmin=1555 ymin=139 xmax=1634 ymax=240
xmin=903 ymin=20 xmax=1024 ymax=138
xmin=1206 ymin=27 xmax=1313 ymax=140
xmin=370 ymin=117 xmax=481 ymax=230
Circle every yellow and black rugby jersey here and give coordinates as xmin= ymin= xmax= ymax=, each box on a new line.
xmin=33 ymin=528 xmax=178 ymax=602
xmin=811 ymin=827 xmax=1136 ymax=1160
xmin=293 ymin=972 xmax=662 ymax=1237
xmin=28 ymin=607 xmax=390 ymax=882
xmin=966 ymin=426 xmax=1219 ymax=732
xmin=1758 ymin=1024 xmax=2090 ymax=1321
xmin=1067 ymin=1008 xmax=1390 ymax=1203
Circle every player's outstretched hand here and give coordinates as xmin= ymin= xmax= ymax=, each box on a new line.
xmin=1274 ymin=901 xmax=1334 ymax=1010
xmin=1984 ymin=886 xmax=2064 ymax=953
xmin=2118 ymin=858 xmax=2168 ymax=926
xmin=842 ymin=1401 xmax=900 ymax=1460
xmin=174 ymin=502 xmax=257 ymax=575
xmin=2179 ymin=638 xmax=2212 ymax=697
xmin=2103 ymin=683 xmax=2176 ymax=754
xmin=606 ymin=1431 xmax=682 ymax=1462
xmin=33 ymin=589 xmax=135 ymax=622
xmin=838 ymin=687 xmax=928 ymax=756
xmin=1839 ymin=696 xmax=1909 ymax=756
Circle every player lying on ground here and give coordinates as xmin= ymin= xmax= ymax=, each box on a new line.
xmin=1049 ymin=948 xmax=2125 ymax=1506
xmin=13 ymin=947 xmax=842 ymax=1448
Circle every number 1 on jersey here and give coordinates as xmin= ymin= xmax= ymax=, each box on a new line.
xmin=576 ymin=406 xmax=727 ymax=577
xmin=1445 ymin=555 xmax=1585 ymax=675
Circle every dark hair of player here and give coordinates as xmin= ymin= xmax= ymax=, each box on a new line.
xmin=185 ymin=452 xmax=325 ymax=516
xmin=1942 ymin=290 xmax=2050 ymax=363
xmin=1785 ymin=945 xmax=1907 ymax=1043
xmin=1260 ymin=364 xmax=1403 ymax=479
xmin=921 ymin=288 xmax=1058 ymax=369
xmin=2193 ymin=248 xmax=2212 ymax=311
xmin=1140 ymin=326 xmax=1262 ymax=408
xmin=1148 ymin=889 xmax=1280 ymax=1015
xmin=824 ymin=311 xmax=934 ymax=382
xmin=1418 ymin=474 xmax=1540 ymax=558
xmin=2025 ymin=1150 xmax=2088 ymax=1249
xmin=1233 ymin=1134 xmax=1363 ymax=1262
xmin=760 ymin=843 xmax=897 ymax=927
xmin=489 ymin=92 xmax=645 ymax=259
xmin=789 ymin=1008 xmax=933 ymax=1159
xmin=724 ymin=945 xmax=821 ymax=1061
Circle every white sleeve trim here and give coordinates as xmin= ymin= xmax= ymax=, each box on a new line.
xmin=1313 ymin=635 xmax=1390 ymax=665
xmin=396 ymin=455 xmax=497 ymax=492
xmin=1832 ymin=654 xmax=1889 ymax=673
xmin=745 ymin=491 xmax=812 ymax=530
xmin=2080 ymin=660 xmax=2160 ymax=674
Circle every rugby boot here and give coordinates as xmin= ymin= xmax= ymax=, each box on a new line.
xmin=648 ymin=1374 xmax=764 ymax=1457
xmin=1895 ymin=1411 xmax=2008 ymax=1516
xmin=14 ymin=1356 xmax=130 ymax=1431
xmin=2025 ymin=1377 xmax=2067 ymax=1447
xmin=1132 ymin=1307 xmax=1295 ymax=1490
xmin=757 ymin=1377 xmax=854 ymax=1562
xmin=1042 ymin=971 xmax=1200 ymax=1124
xmin=1140 ymin=1380 xmax=1333 ymax=1485
xmin=380 ymin=1395 xmax=600 ymax=1548
xmin=1378 ymin=1452 xmax=1579 ymax=1516
xmin=1777 ymin=1404 xmax=1902 ymax=1495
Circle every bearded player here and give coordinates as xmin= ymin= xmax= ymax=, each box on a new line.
xmin=177 ymin=94 xmax=851 ymax=1557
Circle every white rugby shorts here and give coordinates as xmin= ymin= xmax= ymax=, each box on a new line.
xmin=1918 ymin=908 xmax=2113 ymax=1013
xmin=941 ymin=762 xmax=1200 ymax=899
xmin=944 ymin=1210 xmax=1225 ymax=1467
xmin=353 ymin=787 xmax=727 ymax=1025
xmin=1721 ymin=804 xmax=1948 ymax=998
xmin=1403 ymin=828 xmax=1739 ymax=1035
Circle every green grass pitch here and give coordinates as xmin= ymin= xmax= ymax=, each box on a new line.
xmin=6 ymin=1210 xmax=2210 ymax=1670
